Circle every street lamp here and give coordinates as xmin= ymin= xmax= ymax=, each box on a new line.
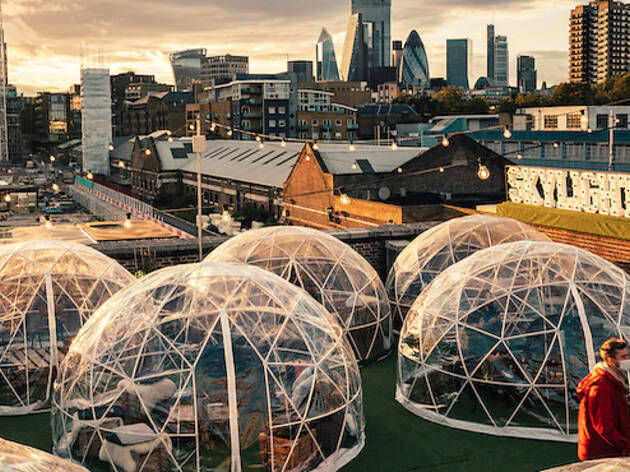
xmin=192 ymin=115 xmax=206 ymax=261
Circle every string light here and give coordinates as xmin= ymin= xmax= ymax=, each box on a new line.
xmin=145 ymin=148 xmax=152 ymax=156
xmin=227 ymin=128 xmax=233 ymax=137
xmin=108 ymin=143 xmax=114 ymax=151
xmin=281 ymin=139 xmax=287 ymax=148
xmin=86 ymin=172 xmax=93 ymax=180
xmin=391 ymin=141 xmax=398 ymax=150
xmin=312 ymin=141 xmax=319 ymax=151
xmin=553 ymin=142 xmax=559 ymax=148
xmin=340 ymin=193 xmax=350 ymax=205
xmin=52 ymin=183 xmax=59 ymax=192
xmin=166 ymin=130 xmax=172 ymax=136
xmin=517 ymin=153 xmax=523 ymax=160
xmin=503 ymin=126 xmax=512 ymax=139
xmin=222 ymin=209 xmax=231 ymax=222
xmin=349 ymin=142 xmax=356 ymax=152
xmin=477 ymin=158 xmax=490 ymax=181
xmin=439 ymin=167 xmax=445 ymax=173
xmin=210 ymin=123 xmax=216 ymax=132
xmin=49 ymin=155 xmax=56 ymax=162
xmin=442 ymin=135 xmax=450 ymax=147
xmin=255 ymin=135 xmax=262 ymax=143
xmin=44 ymin=215 xmax=52 ymax=230
xmin=118 ymin=161 xmax=125 ymax=169
xmin=168 ymin=136 xmax=174 ymax=143
xmin=352 ymin=161 xmax=358 ymax=170
xmin=397 ymin=167 xmax=403 ymax=174
xmin=3 ymin=194 xmax=10 ymax=203
xmin=124 ymin=212 xmax=132 ymax=229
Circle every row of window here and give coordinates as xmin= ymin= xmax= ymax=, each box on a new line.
xmin=299 ymin=119 xmax=356 ymax=126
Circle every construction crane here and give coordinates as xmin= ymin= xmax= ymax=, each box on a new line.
xmin=0 ymin=0 xmax=8 ymax=162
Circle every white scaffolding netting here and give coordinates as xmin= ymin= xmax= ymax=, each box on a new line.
xmin=206 ymin=226 xmax=392 ymax=362
xmin=397 ymin=241 xmax=630 ymax=442
xmin=53 ymin=262 xmax=364 ymax=472
xmin=0 ymin=240 xmax=135 ymax=415
xmin=0 ymin=437 xmax=89 ymax=471
xmin=81 ymin=68 xmax=112 ymax=176
xmin=386 ymin=215 xmax=550 ymax=329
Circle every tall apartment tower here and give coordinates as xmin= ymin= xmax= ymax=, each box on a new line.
xmin=517 ymin=55 xmax=537 ymax=93
xmin=570 ymin=0 xmax=630 ymax=85
xmin=350 ymin=0 xmax=392 ymax=68
xmin=487 ymin=25 xmax=495 ymax=84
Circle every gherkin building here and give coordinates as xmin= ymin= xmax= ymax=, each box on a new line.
xmin=398 ymin=30 xmax=429 ymax=89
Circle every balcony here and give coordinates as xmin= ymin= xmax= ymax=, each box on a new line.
xmin=242 ymin=111 xmax=262 ymax=119
xmin=347 ymin=123 xmax=359 ymax=130
xmin=320 ymin=125 xmax=333 ymax=131
xmin=297 ymin=124 xmax=310 ymax=131
xmin=241 ymin=87 xmax=262 ymax=95
xmin=242 ymin=98 xmax=262 ymax=105
xmin=242 ymin=125 xmax=262 ymax=133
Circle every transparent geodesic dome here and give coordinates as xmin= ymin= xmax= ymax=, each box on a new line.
xmin=0 ymin=240 xmax=135 ymax=415
xmin=206 ymin=226 xmax=391 ymax=362
xmin=397 ymin=241 xmax=630 ymax=442
xmin=53 ymin=262 xmax=364 ymax=472
xmin=0 ymin=437 xmax=89 ymax=472
xmin=386 ymin=215 xmax=550 ymax=328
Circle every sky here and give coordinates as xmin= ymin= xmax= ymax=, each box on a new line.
xmin=5 ymin=0 xmax=577 ymax=96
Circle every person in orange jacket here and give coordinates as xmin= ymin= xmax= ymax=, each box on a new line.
xmin=578 ymin=338 xmax=630 ymax=461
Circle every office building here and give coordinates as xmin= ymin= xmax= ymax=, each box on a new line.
xmin=398 ymin=30 xmax=430 ymax=89
xmin=302 ymin=80 xmax=371 ymax=108
xmin=316 ymin=28 xmax=341 ymax=81
xmin=200 ymin=54 xmax=249 ymax=85
xmin=81 ymin=68 xmax=112 ymax=175
xmin=570 ymin=0 xmax=630 ymax=85
xmin=341 ymin=13 xmax=369 ymax=82
xmin=34 ymin=92 xmax=71 ymax=145
xmin=487 ymin=25 xmax=495 ymax=85
xmin=494 ymin=35 xmax=509 ymax=87
xmin=110 ymin=72 xmax=157 ymax=137
xmin=169 ymin=49 xmax=206 ymax=91
xmin=125 ymin=82 xmax=173 ymax=101
xmin=487 ymin=24 xmax=509 ymax=87
xmin=392 ymin=40 xmax=404 ymax=69
xmin=517 ymin=55 xmax=537 ymax=93
xmin=351 ymin=0 xmax=392 ymax=69
xmin=296 ymin=89 xmax=358 ymax=141
xmin=288 ymin=60 xmax=314 ymax=83
xmin=446 ymin=39 xmax=472 ymax=89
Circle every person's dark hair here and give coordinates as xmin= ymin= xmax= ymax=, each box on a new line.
xmin=600 ymin=338 xmax=628 ymax=361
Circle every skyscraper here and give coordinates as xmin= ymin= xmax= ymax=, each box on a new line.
xmin=392 ymin=40 xmax=403 ymax=69
xmin=487 ymin=25 xmax=495 ymax=85
xmin=517 ymin=55 xmax=537 ymax=93
xmin=169 ymin=49 xmax=206 ymax=92
xmin=341 ymin=13 xmax=369 ymax=82
xmin=200 ymin=55 xmax=248 ymax=85
xmin=494 ymin=35 xmax=509 ymax=87
xmin=289 ymin=60 xmax=314 ymax=83
xmin=316 ymin=28 xmax=340 ymax=81
xmin=349 ymin=0 xmax=391 ymax=69
xmin=570 ymin=0 xmax=630 ymax=85
xmin=398 ymin=30 xmax=429 ymax=89
xmin=446 ymin=39 xmax=472 ymax=89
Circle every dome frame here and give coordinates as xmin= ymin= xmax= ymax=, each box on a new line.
xmin=53 ymin=262 xmax=364 ymax=472
xmin=206 ymin=226 xmax=392 ymax=362
xmin=0 ymin=240 xmax=134 ymax=415
xmin=397 ymin=241 xmax=630 ymax=442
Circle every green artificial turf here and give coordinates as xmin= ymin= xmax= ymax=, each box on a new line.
xmin=0 ymin=355 xmax=578 ymax=472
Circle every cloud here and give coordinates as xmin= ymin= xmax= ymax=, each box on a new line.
xmin=6 ymin=0 xmax=573 ymax=94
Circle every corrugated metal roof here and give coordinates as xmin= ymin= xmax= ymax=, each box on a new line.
xmin=316 ymin=143 xmax=425 ymax=175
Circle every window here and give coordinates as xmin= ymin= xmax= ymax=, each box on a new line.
xmin=278 ymin=107 xmax=286 ymax=114
xmin=312 ymin=119 xmax=318 ymax=126
xmin=335 ymin=132 xmax=342 ymax=139
xmin=617 ymin=114 xmax=628 ymax=128
xmin=268 ymin=106 xmax=276 ymax=114
xmin=597 ymin=114 xmax=609 ymax=129
xmin=299 ymin=120 xmax=307 ymax=126
xmin=566 ymin=113 xmax=582 ymax=129
xmin=278 ymin=120 xmax=286 ymax=127
xmin=335 ymin=120 xmax=342 ymax=126
xmin=269 ymin=120 xmax=276 ymax=128
xmin=544 ymin=115 xmax=558 ymax=129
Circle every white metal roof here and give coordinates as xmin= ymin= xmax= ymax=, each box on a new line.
xmin=316 ymin=143 xmax=425 ymax=175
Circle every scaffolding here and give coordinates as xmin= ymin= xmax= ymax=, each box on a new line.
xmin=0 ymin=0 xmax=8 ymax=162
xmin=81 ymin=68 xmax=111 ymax=175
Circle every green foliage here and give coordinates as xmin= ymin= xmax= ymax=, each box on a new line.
xmin=394 ymin=88 xmax=489 ymax=116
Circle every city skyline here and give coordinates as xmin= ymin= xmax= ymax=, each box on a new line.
xmin=8 ymin=0 xmax=576 ymax=95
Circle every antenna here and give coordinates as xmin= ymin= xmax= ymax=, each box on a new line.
xmin=0 ymin=0 xmax=8 ymax=162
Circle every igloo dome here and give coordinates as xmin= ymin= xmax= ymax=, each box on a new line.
xmin=0 ymin=437 xmax=89 ymax=471
xmin=397 ymin=241 xmax=630 ymax=441
xmin=386 ymin=215 xmax=550 ymax=328
xmin=0 ymin=240 xmax=135 ymax=415
xmin=206 ymin=226 xmax=391 ymax=362
xmin=53 ymin=262 xmax=364 ymax=472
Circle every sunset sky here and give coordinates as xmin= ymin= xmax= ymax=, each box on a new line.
xmin=5 ymin=0 xmax=577 ymax=95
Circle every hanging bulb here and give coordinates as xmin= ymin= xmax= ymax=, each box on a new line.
xmin=349 ymin=142 xmax=356 ymax=152
xmin=166 ymin=130 xmax=172 ymax=136
xmin=124 ymin=213 xmax=132 ymax=230
xmin=227 ymin=128 xmax=233 ymax=137
xmin=255 ymin=135 xmax=262 ymax=143
xmin=44 ymin=216 xmax=52 ymax=230
xmin=168 ymin=136 xmax=174 ymax=143
xmin=352 ymin=161 xmax=358 ymax=170
xmin=312 ymin=141 xmax=319 ymax=151
xmin=340 ymin=193 xmax=350 ymax=205
xmin=3 ymin=194 xmax=10 ymax=202
xmin=108 ymin=143 xmax=114 ymax=151
xmin=439 ymin=167 xmax=445 ymax=173
xmin=503 ymin=126 xmax=512 ymax=139
xmin=553 ymin=142 xmax=559 ymax=148
xmin=49 ymin=155 xmax=56 ymax=162
xmin=588 ymin=128 xmax=593 ymax=134
xmin=52 ymin=183 xmax=59 ymax=192
xmin=86 ymin=172 xmax=93 ymax=180
xmin=477 ymin=161 xmax=490 ymax=181
xmin=189 ymin=123 xmax=195 ymax=131
xmin=391 ymin=141 xmax=398 ymax=150
xmin=397 ymin=167 xmax=403 ymax=174
xmin=145 ymin=148 xmax=152 ymax=156
xmin=442 ymin=135 xmax=450 ymax=147
xmin=222 ymin=209 xmax=231 ymax=222
xmin=210 ymin=123 xmax=216 ymax=132
xmin=517 ymin=153 xmax=523 ymax=160
xmin=281 ymin=139 xmax=287 ymax=148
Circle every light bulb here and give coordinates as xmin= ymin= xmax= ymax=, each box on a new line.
xmin=340 ymin=193 xmax=350 ymax=205
xmin=553 ymin=142 xmax=559 ymax=148
xmin=588 ymin=128 xmax=593 ymax=134
xmin=349 ymin=143 xmax=356 ymax=152
xmin=189 ymin=124 xmax=195 ymax=131
xmin=3 ymin=194 xmax=10 ymax=202
xmin=227 ymin=129 xmax=233 ymax=137
xmin=108 ymin=143 xmax=114 ymax=151
xmin=503 ymin=127 xmax=512 ymax=139
xmin=256 ymin=135 xmax=262 ymax=142
xmin=281 ymin=140 xmax=287 ymax=148
xmin=305 ymin=155 xmax=310 ymax=161
xmin=352 ymin=161 xmax=358 ymax=170
xmin=397 ymin=167 xmax=403 ymax=174
xmin=391 ymin=141 xmax=398 ymax=150
xmin=52 ymin=183 xmax=59 ymax=192
xmin=210 ymin=124 xmax=216 ymax=132
xmin=517 ymin=153 xmax=523 ymax=160
xmin=168 ymin=136 xmax=173 ymax=143
xmin=222 ymin=210 xmax=231 ymax=222
xmin=312 ymin=142 xmax=319 ymax=151
xmin=49 ymin=155 xmax=56 ymax=162
xmin=145 ymin=148 xmax=152 ymax=156
xmin=259 ymin=142 xmax=264 ymax=149
xmin=87 ymin=172 xmax=93 ymax=180
xmin=166 ymin=130 xmax=172 ymax=136
xmin=124 ymin=219 xmax=132 ymax=229
xmin=442 ymin=136 xmax=450 ymax=147
xmin=118 ymin=161 xmax=125 ymax=168
xmin=439 ymin=167 xmax=445 ymax=173
xmin=478 ymin=164 xmax=490 ymax=181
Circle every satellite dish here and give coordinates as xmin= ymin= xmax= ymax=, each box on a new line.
xmin=378 ymin=186 xmax=391 ymax=201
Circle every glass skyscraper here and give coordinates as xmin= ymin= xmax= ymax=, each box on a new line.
xmin=398 ymin=30 xmax=429 ymax=89
xmin=486 ymin=25 xmax=509 ymax=87
xmin=169 ymin=48 xmax=206 ymax=92
xmin=341 ymin=13 xmax=368 ymax=82
xmin=517 ymin=55 xmax=537 ymax=93
xmin=446 ymin=39 xmax=471 ymax=89
xmin=316 ymin=28 xmax=340 ymax=81
xmin=350 ymin=0 xmax=391 ymax=68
